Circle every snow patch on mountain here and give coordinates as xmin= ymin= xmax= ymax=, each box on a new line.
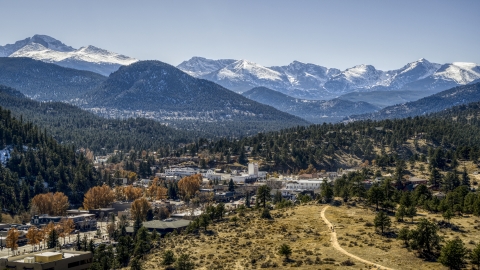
xmin=177 ymin=57 xmax=235 ymax=77
xmin=2 ymin=35 xmax=138 ymax=76
xmin=433 ymin=62 xmax=480 ymax=84
xmin=216 ymin=60 xmax=285 ymax=82
xmin=10 ymin=44 xmax=137 ymax=67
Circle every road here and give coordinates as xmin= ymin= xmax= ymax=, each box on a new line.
xmin=320 ymin=205 xmax=395 ymax=270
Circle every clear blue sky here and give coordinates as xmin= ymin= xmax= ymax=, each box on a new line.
xmin=1 ymin=0 xmax=478 ymax=70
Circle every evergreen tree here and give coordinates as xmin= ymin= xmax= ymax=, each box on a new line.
xmin=133 ymin=216 xmax=142 ymax=237
xmin=471 ymin=243 xmax=480 ymax=270
xmin=461 ymin=167 xmax=470 ymax=187
xmin=47 ymin=229 xmax=59 ymax=249
xmin=134 ymin=226 xmax=151 ymax=258
xmin=245 ymin=192 xmax=251 ymax=208
xmin=256 ymin=185 xmax=271 ymax=209
xmin=438 ymin=239 xmax=467 ymax=270
xmin=175 ymin=254 xmax=195 ymax=270
xmin=162 ymin=250 xmax=176 ymax=265
xmin=406 ymin=206 xmax=417 ymax=223
xmin=367 ymin=184 xmax=384 ymax=210
xmin=409 ymin=218 xmax=441 ymax=256
xmin=228 ymin=179 xmax=235 ymax=192
xmin=396 ymin=205 xmax=406 ymax=222
xmin=320 ymin=180 xmax=334 ymax=203
xmin=374 ymin=211 xmax=391 ymax=234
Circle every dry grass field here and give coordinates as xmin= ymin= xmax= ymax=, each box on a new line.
xmin=139 ymin=202 xmax=480 ymax=270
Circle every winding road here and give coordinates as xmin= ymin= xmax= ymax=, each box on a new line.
xmin=320 ymin=206 xmax=395 ymax=270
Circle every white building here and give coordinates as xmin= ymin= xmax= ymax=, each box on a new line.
xmin=248 ymin=163 xmax=258 ymax=176
xmin=164 ymin=167 xmax=198 ymax=177
xmin=285 ymin=179 xmax=326 ymax=191
xmin=204 ymin=169 xmax=222 ymax=181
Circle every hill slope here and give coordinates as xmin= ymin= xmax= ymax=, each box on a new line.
xmin=349 ymin=82 xmax=480 ymax=121
xmin=0 ymin=85 xmax=197 ymax=153
xmin=0 ymin=101 xmax=100 ymax=211
xmin=81 ymin=60 xmax=310 ymax=136
xmin=337 ymin=89 xmax=438 ymax=108
xmin=242 ymin=87 xmax=378 ymax=123
xmin=202 ymin=98 xmax=480 ymax=172
xmin=0 ymin=57 xmax=106 ymax=101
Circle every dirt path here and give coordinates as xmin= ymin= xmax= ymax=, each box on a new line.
xmin=320 ymin=206 xmax=395 ymax=270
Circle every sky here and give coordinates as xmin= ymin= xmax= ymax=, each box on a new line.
xmin=1 ymin=0 xmax=479 ymax=70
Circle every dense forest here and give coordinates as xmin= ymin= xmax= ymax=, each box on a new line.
xmin=0 ymin=106 xmax=100 ymax=213
xmin=0 ymin=85 xmax=199 ymax=154
xmin=196 ymin=101 xmax=480 ymax=172
xmin=0 ymin=57 xmax=106 ymax=101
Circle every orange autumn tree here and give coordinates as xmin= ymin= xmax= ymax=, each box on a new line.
xmin=31 ymin=192 xmax=69 ymax=216
xmin=52 ymin=192 xmax=70 ymax=216
xmin=26 ymin=226 xmax=42 ymax=251
xmin=131 ymin=197 xmax=151 ymax=221
xmin=147 ymin=178 xmax=168 ymax=200
xmin=83 ymin=185 xmax=115 ymax=210
xmin=6 ymin=228 xmax=19 ymax=252
xmin=178 ymin=174 xmax=202 ymax=201
xmin=124 ymin=185 xmax=143 ymax=201
xmin=59 ymin=218 xmax=75 ymax=244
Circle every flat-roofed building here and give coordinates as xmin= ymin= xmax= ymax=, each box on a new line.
xmin=0 ymin=249 xmax=92 ymax=270
xmin=126 ymin=218 xmax=191 ymax=236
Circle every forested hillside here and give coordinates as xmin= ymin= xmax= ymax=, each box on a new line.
xmin=0 ymin=106 xmax=99 ymax=214
xmin=0 ymin=57 xmax=106 ymax=101
xmin=0 ymin=85 xmax=198 ymax=153
xmin=200 ymin=101 xmax=480 ymax=172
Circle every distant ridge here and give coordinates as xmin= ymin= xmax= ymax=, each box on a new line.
xmin=348 ymin=82 xmax=480 ymax=121
xmin=0 ymin=57 xmax=106 ymax=101
xmin=242 ymin=87 xmax=378 ymax=123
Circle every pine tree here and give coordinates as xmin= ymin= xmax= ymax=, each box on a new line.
xmin=133 ymin=216 xmax=142 ymax=237
xmin=461 ymin=167 xmax=470 ymax=187
xmin=245 ymin=192 xmax=251 ymax=208
xmin=438 ymin=239 xmax=467 ymax=270
xmin=228 ymin=179 xmax=235 ymax=192
xmin=47 ymin=228 xmax=59 ymax=249
xmin=374 ymin=211 xmax=391 ymax=234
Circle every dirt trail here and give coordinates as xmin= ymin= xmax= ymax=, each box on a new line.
xmin=320 ymin=206 xmax=395 ymax=270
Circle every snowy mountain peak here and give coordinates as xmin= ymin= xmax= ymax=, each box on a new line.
xmin=2 ymin=35 xmax=138 ymax=76
xmin=433 ymin=62 xmax=480 ymax=84
xmin=30 ymin=34 xmax=75 ymax=52
xmin=177 ymin=57 xmax=235 ymax=77
xmin=217 ymin=59 xmax=284 ymax=82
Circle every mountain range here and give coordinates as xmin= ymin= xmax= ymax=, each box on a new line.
xmin=79 ymin=60 xmax=309 ymax=135
xmin=0 ymin=57 xmax=309 ymax=137
xmin=2 ymin=34 xmax=480 ymax=132
xmin=0 ymin=35 xmax=137 ymax=76
xmin=178 ymin=57 xmax=480 ymax=100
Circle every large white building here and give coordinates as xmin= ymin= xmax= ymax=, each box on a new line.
xmin=164 ymin=167 xmax=198 ymax=177
xmin=285 ymin=179 xmax=327 ymax=191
